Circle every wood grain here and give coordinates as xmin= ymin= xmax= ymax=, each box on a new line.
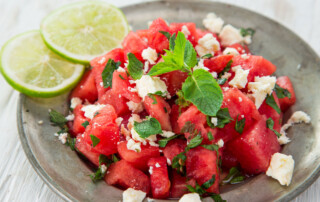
xmin=0 ymin=0 xmax=319 ymax=201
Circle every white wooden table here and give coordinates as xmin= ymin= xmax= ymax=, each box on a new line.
xmin=0 ymin=0 xmax=319 ymax=201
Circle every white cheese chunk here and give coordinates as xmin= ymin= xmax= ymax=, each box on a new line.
xmin=142 ymin=47 xmax=158 ymax=64
xmin=223 ymin=47 xmax=240 ymax=56
xmin=127 ymin=101 xmax=144 ymax=113
xmin=115 ymin=117 xmax=124 ymax=126
xmin=81 ymin=104 xmax=106 ymax=119
xmin=193 ymin=59 xmax=210 ymax=71
xmin=161 ymin=130 xmax=176 ymax=138
xmin=65 ymin=114 xmax=74 ymax=121
xmin=243 ymin=35 xmax=252 ymax=44
xmin=179 ymin=193 xmax=202 ymax=202
xmin=135 ymin=75 xmax=168 ymax=99
xmin=279 ymin=111 xmax=311 ymax=145
xmin=203 ymin=12 xmax=224 ymax=33
xmin=219 ymin=24 xmax=243 ymax=46
xmin=58 ymin=133 xmax=68 ymax=144
xmin=127 ymin=139 xmax=141 ymax=152
xmin=229 ymin=65 xmax=249 ymax=89
xmin=211 ymin=117 xmax=218 ymax=126
xmin=149 ymin=166 xmax=153 ymax=174
xmin=266 ymin=153 xmax=294 ymax=186
xmin=217 ymin=139 xmax=224 ymax=148
xmin=221 ymin=72 xmax=232 ymax=80
xmin=247 ymin=76 xmax=276 ymax=109
xmin=181 ymin=25 xmax=191 ymax=37
xmin=155 ymin=163 xmax=161 ymax=168
xmin=123 ymin=188 xmax=146 ymax=202
xmin=195 ymin=33 xmax=220 ymax=57
xmin=100 ymin=165 xmax=107 ymax=173
xmin=70 ymin=97 xmax=82 ymax=109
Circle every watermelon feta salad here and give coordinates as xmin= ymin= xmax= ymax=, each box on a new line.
xmin=49 ymin=13 xmax=311 ymax=201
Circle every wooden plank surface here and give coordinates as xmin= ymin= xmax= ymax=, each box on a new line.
xmin=0 ymin=0 xmax=319 ymax=201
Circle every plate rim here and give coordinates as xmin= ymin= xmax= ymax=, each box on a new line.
xmin=16 ymin=1 xmax=320 ymax=202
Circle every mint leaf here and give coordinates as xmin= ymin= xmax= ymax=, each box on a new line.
xmin=181 ymin=121 xmax=195 ymax=134
xmin=102 ymin=59 xmax=121 ymax=88
xmin=274 ymin=84 xmax=291 ymax=99
xmin=187 ymin=135 xmax=203 ymax=149
xmin=218 ymin=60 xmax=233 ymax=78
xmin=235 ymin=115 xmax=245 ymax=134
xmin=148 ymin=94 xmax=157 ymax=104
xmin=172 ymin=151 xmax=187 ymax=174
xmin=81 ymin=121 xmax=89 ymax=128
xmin=266 ymin=118 xmax=282 ymax=138
xmin=182 ymin=69 xmax=223 ymax=116
xmin=201 ymin=53 xmax=213 ymax=59
xmin=209 ymin=194 xmax=226 ymax=202
xmin=112 ymin=154 xmax=119 ymax=162
xmin=98 ymin=154 xmax=110 ymax=165
xmin=169 ymin=33 xmax=176 ymax=50
xmin=90 ymin=165 xmax=106 ymax=182
xmin=158 ymin=135 xmax=179 ymax=147
xmin=66 ymin=136 xmax=76 ymax=151
xmin=49 ymin=109 xmax=67 ymax=128
xmin=222 ymin=167 xmax=245 ymax=185
xmin=202 ymin=175 xmax=216 ymax=189
xmin=184 ymin=40 xmax=197 ymax=69
xmin=217 ymin=78 xmax=227 ymax=85
xmin=201 ymin=144 xmax=219 ymax=151
xmin=148 ymin=61 xmax=180 ymax=76
xmin=127 ymin=53 xmax=143 ymax=80
xmin=134 ymin=117 xmax=163 ymax=138
xmin=230 ymin=176 xmax=245 ymax=184
xmin=266 ymin=94 xmax=281 ymax=114
xmin=90 ymin=135 xmax=100 ymax=147
xmin=207 ymin=131 xmax=214 ymax=141
xmin=207 ymin=108 xmax=233 ymax=129
xmin=240 ymin=28 xmax=255 ymax=37
xmin=159 ymin=31 xmax=171 ymax=40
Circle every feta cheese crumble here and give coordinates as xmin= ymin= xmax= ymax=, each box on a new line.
xmin=123 ymin=188 xmax=146 ymax=202
xmin=229 ymin=65 xmax=249 ymax=89
xmin=266 ymin=153 xmax=294 ymax=186
xmin=203 ymin=12 xmax=224 ymax=33
xmin=278 ymin=111 xmax=311 ymax=145
xmin=65 ymin=114 xmax=74 ymax=121
xmin=149 ymin=166 xmax=153 ymax=174
xmin=160 ymin=130 xmax=176 ymax=138
xmin=181 ymin=25 xmax=191 ymax=37
xmin=167 ymin=158 xmax=172 ymax=165
xmin=135 ymin=75 xmax=168 ymax=99
xmin=70 ymin=97 xmax=82 ymax=109
xmin=155 ymin=163 xmax=161 ymax=168
xmin=193 ymin=59 xmax=210 ymax=71
xmin=127 ymin=101 xmax=144 ymax=113
xmin=81 ymin=104 xmax=106 ymax=119
xmin=115 ymin=117 xmax=124 ymax=126
xmin=219 ymin=24 xmax=243 ymax=46
xmin=127 ymin=139 xmax=141 ymax=152
xmin=195 ymin=33 xmax=220 ymax=57
xmin=100 ymin=164 xmax=107 ymax=173
xmin=211 ymin=117 xmax=218 ymax=126
xmin=223 ymin=47 xmax=240 ymax=56
xmin=58 ymin=133 xmax=68 ymax=144
xmin=142 ymin=47 xmax=158 ymax=64
xmin=217 ymin=139 xmax=224 ymax=148
xmin=248 ymin=76 xmax=276 ymax=109
xmin=179 ymin=193 xmax=201 ymax=202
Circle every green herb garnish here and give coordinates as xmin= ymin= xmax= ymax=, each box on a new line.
xmin=235 ymin=115 xmax=245 ymax=134
xmin=266 ymin=118 xmax=282 ymax=138
xmin=133 ymin=117 xmax=162 ymax=139
xmin=127 ymin=53 xmax=143 ymax=80
xmin=101 ymin=59 xmax=121 ymax=88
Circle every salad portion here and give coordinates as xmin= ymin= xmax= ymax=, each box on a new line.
xmin=48 ymin=13 xmax=312 ymax=201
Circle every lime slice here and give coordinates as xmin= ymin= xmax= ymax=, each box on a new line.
xmin=40 ymin=1 xmax=129 ymax=64
xmin=0 ymin=31 xmax=85 ymax=98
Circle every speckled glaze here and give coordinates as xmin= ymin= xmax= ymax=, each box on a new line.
xmin=17 ymin=1 xmax=320 ymax=201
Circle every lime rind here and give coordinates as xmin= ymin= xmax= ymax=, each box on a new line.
xmin=0 ymin=31 xmax=85 ymax=98
xmin=40 ymin=1 xmax=129 ymax=64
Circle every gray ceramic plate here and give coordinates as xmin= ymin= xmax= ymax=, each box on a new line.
xmin=17 ymin=1 xmax=320 ymax=202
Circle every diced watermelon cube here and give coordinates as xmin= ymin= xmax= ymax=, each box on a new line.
xmin=232 ymin=55 xmax=277 ymax=83
xmin=112 ymin=71 xmax=142 ymax=103
xmin=276 ymin=76 xmax=296 ymax=112
xmin=186 ymin=147 xmax=220 ymax=194
xmin=147 ymin=18 xmax=170 ymax=53
xmin=163 ymin=139 xmax=187 ymax=164
xmin=227 ymin=116 xmax=280 ymax=174
xmin=148 ymin=157 xmax=171 ymax=199
xmin=221 ymin=144 xmax=239 ymax=169
xmin=69 ymin=104 xmax=89 ymax=136
xmin=144 ymin=95 xmax=172 ymax=131
xmin=203 ymin=55 xmax=233 ymax=74
xmin=170 ymin=22 xmax=197 ymax=46
xmin=122 ymin=31 xmax=148 ymax=61
xmin=97 ymin=89 xmax=130 ymax=116
xmin=160 ymin=70 xmax=188 ymax=96
xmin=170 ymin=171 xmax=196 ymax=198
xmin=105 ymin=160 xmax=150 ymax=193
xmin=258 ymin=92 xmax=282 ymax=132
xmin=170 ymin=104 xmax=187 ymax=134
xmin=90 ymin=48 xmax=124 ymax=98
xmin=75 ymin=133 xmax=100 ymax=167
xmin=117 ymin=141 xmax=160 ymax=171
xmin=70 ymin=70 xmax=98 ymax=103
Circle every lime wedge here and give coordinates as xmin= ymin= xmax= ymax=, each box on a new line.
xmin=0 ymin=31 xmax=85 ymax=98
xmin=40 ymin=1 xmax=129 ymax=64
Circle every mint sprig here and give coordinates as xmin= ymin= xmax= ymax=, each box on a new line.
xmin=134 ymin=117 xmax=163 ymax=139
xmin=101 ymin=59 xmax=121 ymax=88
xmin=274 ymin=84 xmax=291 ymax=99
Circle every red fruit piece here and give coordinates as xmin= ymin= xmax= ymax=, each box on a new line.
xmin=227 ymin=43 xmax=250 ymax=54
xmin=276 ymin=76 xmax=296 ymax=112
xmin=144 ymin=95 xmax=172 ymax=131
xmin=163 ymin=139 xmax=187 ymax=165
xmin=227 ymin=116 xmax=280 ymax=174
xmin=170 ymin=171 xmax=196 ymax=198
xmin=112 ymin=71 xmax=142 ymax=103
xmin=170 ymin=104 xmax=187 ymax=134
xmin=97 ymin=89 xmax=129 ymax=116
xmin=186 ymin=147 xmax=220 ymax=194
xmin=75 ymin=134 xmax=100 ymax=167
xmin=232 ymin=55 xmax=277 ymax=83
xmin=105 ymin=160 xmax=150 ymax=193
xmin=117 ymin=141 xmax=160 ymax=171
xmin=161 ymin=70 xmax=188 ymax=96
xmin=148 ymin=157 xmax=171 ymax=199
xmin=203 ymin=55 xmax=233 ymax=74
xmin=70 ymin=70 xmax=98 ymax=103
xmin=259 ymin=92 xmax=282 ymax=132
xmin=69 ymin=104 xmax=89 ymax=136
xmin=170 ymin=22 xmax=197 ymax=46
xmin=147 ymin=18 xmax=170 ymax=53
xmin=122 ymin=31 xmax=148 ymax=61
xmin=84 ymin=105 xmax=119 ymax=156
xmin=221 ymin=144 xmax=239 ymax=169
xmin=90 ymin=48 xmax=124 ymax=98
